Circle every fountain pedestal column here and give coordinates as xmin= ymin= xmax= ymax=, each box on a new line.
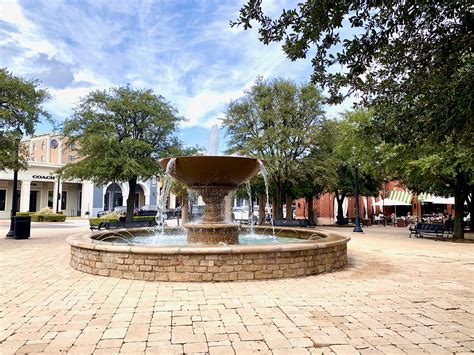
xmin=184 ymin=186 xmax=239 ymax=244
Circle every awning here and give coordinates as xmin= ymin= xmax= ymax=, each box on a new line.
xmin=373 ymin=198 xmax=411 ymax=207
xmin=389 ymin=190 xmax=413 ymax=204
xmin=418 ymin=193 xmax=454 ymax=205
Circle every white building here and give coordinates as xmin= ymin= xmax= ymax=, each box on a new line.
xmin=0 ymin=133 xmax=176 ymax=219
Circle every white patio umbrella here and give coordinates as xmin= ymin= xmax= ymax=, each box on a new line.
xmin=373 ymin=198 xmax=411 ymax=219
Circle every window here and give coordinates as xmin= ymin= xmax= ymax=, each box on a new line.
xmin=48 ymin=191 xmax=53 ymax=208
xmin=41 ymin=155 xmax=45 ymax=162
xmin=31 ymin=156 xmax=36 ymax=162
xmin=32 ymin=143 xmax=37 ymax=152
xmin=68 ymin=155 xmax=75 ymax=162
xmin=41 ymin=141 xmax=46 ymax=151
xmin=61 ymin=191 xmax=67 ymax=210
xmin=68 ymin=143 xmax=76 ymax=150
xmin=0 ymin=190 xmax=5 ymax=211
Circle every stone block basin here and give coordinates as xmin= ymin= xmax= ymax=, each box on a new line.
xmin=68 ymin=226 xmax=350 ymax=282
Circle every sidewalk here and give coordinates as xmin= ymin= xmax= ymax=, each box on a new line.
xmin=0 ymin=225 xmax=473 ymax=354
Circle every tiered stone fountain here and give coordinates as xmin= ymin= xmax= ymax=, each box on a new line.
xmin=159 ymin=156 xmax=260 ymax=244
xmin=68 ymin=155 xmax=350 ymax=282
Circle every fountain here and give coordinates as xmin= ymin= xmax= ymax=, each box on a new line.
xmin=159 ymin=156 xmax=260 ymax=244
xmin=67 ymin=129 xmax=350 ymax=282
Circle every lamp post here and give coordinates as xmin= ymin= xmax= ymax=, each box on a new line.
xmin=353 ymin=163 xmax=363 ymax=233
xmin=383 ymin=179 xmax=386 ymax=227
xmin=6 ymin=129 xmax=22 ymax=238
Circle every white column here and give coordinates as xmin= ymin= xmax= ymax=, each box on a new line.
xmin=19 ymin=180 xmax=31 ymax=212
xmin=144 ymin=194 xmax=150 ymax=205
xmin=53 ymin=179 xmax=63 ymax=212
xmin=169 ymin=192 xmax=176 ymax=208
xmin=81 ymin=182 xmax=94 ymax=217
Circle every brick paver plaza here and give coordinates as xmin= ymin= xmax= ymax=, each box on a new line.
xmin=1 ymin=223 xmax=473 ymax=354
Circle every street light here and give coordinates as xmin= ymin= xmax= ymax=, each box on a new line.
xmin=5 ymin=128 xmax=23 ymax=238
xmin=353 ymin=162 xmax=363 ymax=233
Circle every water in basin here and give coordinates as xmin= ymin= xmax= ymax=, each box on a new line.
xmin=98 ymin=231 xmax=310 ymax=246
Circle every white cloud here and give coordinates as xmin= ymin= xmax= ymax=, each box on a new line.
xmin=0 ymin=0 xmax=352 ymax=137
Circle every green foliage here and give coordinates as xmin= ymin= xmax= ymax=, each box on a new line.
xmin=61 ymin=86 xmax=183 ymax=222
xmin=16 ymin=212 xmax=33 ymax=216
xmin=15 ymin=212 xmax=66 ymax=222
xmin=30 ymin=214 xmax=67 ymax=222
xmin=233 ymin=1 xmax=472 ymax=234
xmin=222 ymin=77 xmax=325 ymax=217
xmin=89 ymin=216 xmax=157 ymax=226
xmin=0 ymin=68 xmax=50 ymax=171
xmin=61 ymin=86 xmax=183 ymax=184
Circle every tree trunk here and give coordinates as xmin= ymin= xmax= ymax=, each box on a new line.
xmin=276 ymin=182 xmax=284 ymax=219
xmin=307 ymin=196 xmax=314 ymax=225
xmin=258 ymin=192 xmax=265 ymax=225
xmin=335 ymin=192 xmax=346 ymax=225
xmin=285 ymin=192 xmax=293 ymax=220
xmin=271 ymin=195 xmax=277 ymax=220
xmin=126 ymin=177 xmax=137 ymax=222
xmin=453 ymin=174 xmax=465 ymax=239
xmin=181 ymin=195 xmax=189 ymax=224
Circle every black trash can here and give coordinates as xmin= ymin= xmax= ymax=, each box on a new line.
xmin=13 ymin=216 xmax=31 ymax=239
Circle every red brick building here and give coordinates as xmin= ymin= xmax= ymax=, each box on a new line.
xmin=295 ymin=181 xmax=454 ymax=225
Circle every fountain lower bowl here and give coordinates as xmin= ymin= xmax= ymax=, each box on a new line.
xmin=184 ymin=223 xmax=239 ymax=244
xmin=68 ymin=226 xmax=350 ymax=282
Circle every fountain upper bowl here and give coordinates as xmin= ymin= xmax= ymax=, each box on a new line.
xmin=159 ymin=156 xmax=261 ymax=187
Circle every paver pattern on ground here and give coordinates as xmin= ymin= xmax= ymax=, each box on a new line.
xmin=0 ymin=223 xmax=473 ymax=354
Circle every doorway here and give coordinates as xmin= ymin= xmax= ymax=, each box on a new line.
xmin=29 ymin=190 xmax=38 ymax=212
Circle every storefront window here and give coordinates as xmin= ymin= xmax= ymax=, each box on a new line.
xmin=61 ymin=191 xmax=67 ymax=210
xmin=48 ymin=191 xmax=53 ymax=208
xmin=0 ymin=190 xmax=5 ymax=211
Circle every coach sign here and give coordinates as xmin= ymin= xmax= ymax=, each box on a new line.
xmin=32 ymin=175 xmax=56 ymax=180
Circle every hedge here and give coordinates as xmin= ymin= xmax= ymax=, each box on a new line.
xmin=15 ymin=212 xmax=67 ymax=222
xmin=89 ymin=216 xmax=157 ymax=226
xmin=31 ymin=214 xmax=67 ymax=222
xmin=16 ymin=212 xmax=34 ymax=217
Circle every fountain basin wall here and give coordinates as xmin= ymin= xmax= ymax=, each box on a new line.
xmin=68 ymin=227 xmax=350 ymax=282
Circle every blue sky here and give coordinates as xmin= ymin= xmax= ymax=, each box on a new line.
xmin=0 ymin=0 xmax=353 ymax=151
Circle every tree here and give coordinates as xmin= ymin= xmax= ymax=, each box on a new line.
xmin=0 ymin=68 xmax=50 ymax=171
xmin=325 ymin=110 xmax=382 ymax=224
xmin=223 ymin=77 xmax=325 ymax=219
xmin=380 ymin=142 xmax=473 ymax=238
xmin=232 ymin=1 xmax=473 ymax=235
xmin=61 ymin=86 xmax=183 ymax=222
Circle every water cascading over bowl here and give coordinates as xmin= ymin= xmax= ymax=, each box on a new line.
xmin=160 ymin=156 xmax=261 ymax=244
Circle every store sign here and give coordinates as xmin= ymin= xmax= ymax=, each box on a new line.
xmin=32 ymin=175 xmax=56 ymax=180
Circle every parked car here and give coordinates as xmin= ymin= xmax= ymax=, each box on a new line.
xmin=137 ymin=205 xmax=176 ymax=219
xmin=232 ymin=206 xmax=259 ymax=224
xmin=97 ymin=206 xmax=138 ymax=218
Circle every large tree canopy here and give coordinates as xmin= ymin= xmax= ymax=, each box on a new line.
xmin=222 ymin=77 xmax=325 ymax=219
xmin=0 ymin=68 xmax=50 ymax=171
xmin=233 ymin=0 xmax=473 ymax=237
xmin=61 ymin=86 xmax=183 ymax=221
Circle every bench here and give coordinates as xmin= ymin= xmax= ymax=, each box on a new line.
xmin=90 ymin=220 xmax=153 ymax=231
xmin=272 ymin=219 xmax=308 ymax=227
xmin=408 ymin=223 xmax=449 ymax=240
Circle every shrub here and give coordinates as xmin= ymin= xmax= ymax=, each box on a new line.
xmin=30 ymin=214 xmax=67 ymax=222
xmin=89 ymin=215 xmax=156 ymax=226
xmin=38 ymin=207 xmax=54 ymax=214
xmin=16 ymin=212 xmax=34 ymax=216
